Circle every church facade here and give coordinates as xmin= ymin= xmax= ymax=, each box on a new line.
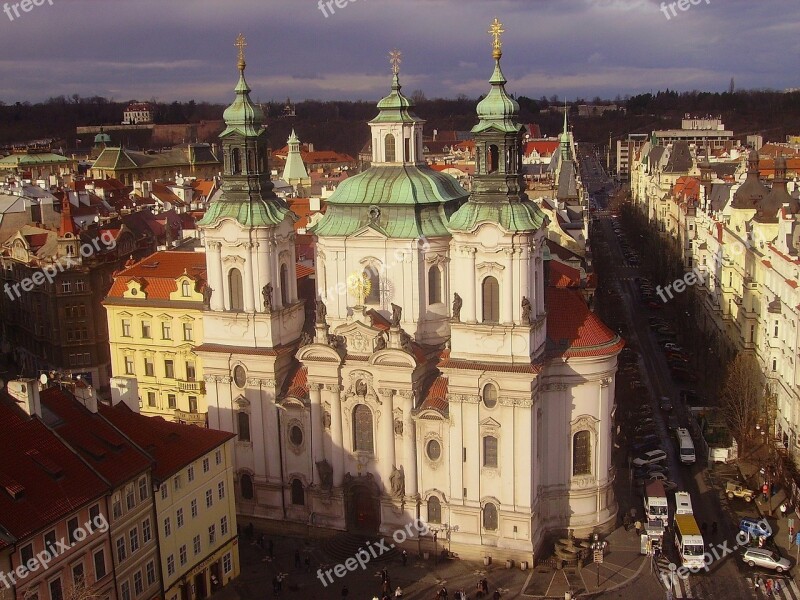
xmin=197 ymin=29 xmax=621 ymax=562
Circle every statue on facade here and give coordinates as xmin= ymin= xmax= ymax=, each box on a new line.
xmin=390 ymin=303 xmax=402 ymax=327
xmin=316 ymin=459 xmax=333 ymax=491
xmin=374 ymin=332 xmax=386 ymax=352
xmin=394 ymin=418 xmax=403 ymax=435
xmin=399 ymin=330 xmax=412 ymax=353
xmin=355 ymin=379 xmax=368 ymax=397
xmin=315 ymin=298 xmax=327 ymax=324
xmin=390 ymin=465 xmax=405 ymax=499
xmin=299 ymin=331 xmax=313 ymax=347
xmin=521 ymin=296 xmax=532 ymax=324
xmin=265 ymin=285 xmax=275 ymax=312
xmin=323 ymin=411 xmax=331 ymax=429
xmin=202 ymin=285 xmax=213 ymax=307
xmin=452 ymin=292 xmax=462 ymax=322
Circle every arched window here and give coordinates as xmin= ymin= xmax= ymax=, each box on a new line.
xmin=482 ymin=384 xmax=498 ymax=408
xmin=482 ymin=276 xmax=499 ymax=323
xmin=237 ymin=412 xmax=250 ymax=442
xmin=228 ymin=268 xmax=243 ymax=311
xmin=483 ymin=436 xmax=498 ymax=468
xmin=352 ymin=404 xmax=374 ymax=454
xmin=428 ymin=265 xmax=442 ymax=305
xmin=291 ymin=479 xmax=304 ymax=505
xmin=482 ymin=502 xmax=498 ymax=531
xmin=231 ymin=148 xmax=241 ymax=174
xmin=181 ymin=280 xmax=191 ymax=297
xmin=573 ymin=430 xmax=592 ymax=476
xmin=280 ymin=264 xmax=289 ymax=306
xmin=487 ymin=144 xmax=499 ymax=173
xmin=364 ymin=265 xmax=380 ymax=305
xmin=240 ymin=473 xmax=253 ymax=499
xmin=384 ymin=134 xmax=396 ymax=162
xmin=427 ymin=496 xmax=442 ymax=524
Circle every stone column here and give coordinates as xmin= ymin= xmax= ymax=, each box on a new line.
xmin=326 ymin=384 xmax=345 ymax=487
xmin=309 ymin=383 xmax=324 ymax=468
xmin=243 ymin=243 xmax=255 ymax=313
xmin=464 ymin=247 xmax=477 ymax=323
xmin=399 ymin=390 xmax=417 ymax=497
xmin=502 ymin=248 xmax=514 ymax=324
xmin=378 ymin=388 xmax=396 ymax=493
xmin=208 ymin=242 xmax=224 ymax=311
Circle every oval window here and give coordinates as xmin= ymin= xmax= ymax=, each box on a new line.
xmin=233 ymin=365 xmax=246 ymax=388
xmin=289 ymin=425 xmax=303 ymax=446
xmin=426 ymin=439 xmax=441 ymax=461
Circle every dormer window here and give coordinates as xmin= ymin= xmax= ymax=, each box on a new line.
xmin=181 ymin=281 xmax=191 ymax=297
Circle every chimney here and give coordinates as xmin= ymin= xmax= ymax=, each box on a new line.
xmin=309 ymin=197 xmax=321 ymax=212
xmin=74 ymin=380 xmax=97 ymax=413
xmin=110 ymin=376 xmax=140 ymax=413
xmin=9 ymin=378 xmax=41 ymax=417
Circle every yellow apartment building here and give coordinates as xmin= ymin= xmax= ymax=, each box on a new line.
xmin=104 ymin=250 xmax=208 ymax=424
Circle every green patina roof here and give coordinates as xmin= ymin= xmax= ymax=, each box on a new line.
xmin=323 ymin=165 xmax=467 ymax=206
xmin=198 ymin=193 xmax=291 ymax=228
xmin=312 ymin=165 xmax=467 ymax=238
xmin=283 ymin=129 xmax=309 ymax=181
xmin=220 ymin=69 xmax=266 ymax=138
xmin=448 ymin=199 xmax=545 ymax=233
xmin=472 ymin=60 xmax=522 ymax=135
xmin=0 ymin=153 xmax=72 ymax=167
xmin=369 ymin=74 xmax=424 ymax=125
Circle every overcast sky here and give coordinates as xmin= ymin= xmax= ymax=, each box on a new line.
xmin=1 ymin=0 xmax=797 ymax=104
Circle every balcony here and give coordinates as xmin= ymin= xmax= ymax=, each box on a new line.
xmin=177 ymin=380 xmax=205 ymax=394
xmin=174 ymin=409 xmax=207 ymax=427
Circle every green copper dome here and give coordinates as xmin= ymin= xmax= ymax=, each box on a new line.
xmin=221 ymin=68 xmax=266 ymax=138
xmin=473 ymin=59 xmax=522 ymax=135
xmin=370 ymin=74 xmax=423 ymax=125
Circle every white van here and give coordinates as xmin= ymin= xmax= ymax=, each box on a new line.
xmin=674 ymin=491 xmax=693 ymax=515
xmin=674 ymin=428 xmax=696 ymax=465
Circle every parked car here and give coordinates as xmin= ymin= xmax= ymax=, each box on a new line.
xmin=659 ymin=397 xmax=674 ymax=411
xmin=633 ymin=464 xmax=669 ymax=479
xmin=632 ymin=437 xmax=660 ymax=452
xmin=742 ymin=548 xmax=790 ymax=573
xmin=739 ymin=517 xmax=772 ymax=538
xmin=726 ymin=482 xmax=756 ymax=502
xmin=632 ymin=449 xmax=668 ymax=467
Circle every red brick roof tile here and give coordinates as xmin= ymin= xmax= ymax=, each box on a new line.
xmin=546 ymin=287 xmax=623 ymax=358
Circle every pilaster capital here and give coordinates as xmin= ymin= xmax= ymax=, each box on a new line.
xmin=309 ymin=382 xmax=323 ymax=392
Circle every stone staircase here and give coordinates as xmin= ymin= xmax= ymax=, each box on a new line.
xmin=321 ymin=533 xmax=400 ymax=565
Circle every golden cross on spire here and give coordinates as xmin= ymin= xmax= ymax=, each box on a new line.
xmin=489 ymin=18 xmax=504 ymax=59
xmin=389 ymin=49 xmax=402 ymax=76
xmin=235 ymin=33 xmax=247 ymax=71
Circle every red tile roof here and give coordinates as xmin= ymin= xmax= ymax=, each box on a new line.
xmin=419 ymin=376 xmax=448 ymax=413
xmin=39 ymin=387 xmax=152 ymax=486
xmin=546 ymin=287 xmax=624 ymax=358
xmin=107 ymin=250 xmax=207 ymax=300
xmin=285 ymin=365 xmax=309 ymax=399
xmin=550 ymin=260 xmax=581 ymax=288
xmin=99 ymin=402 xmax=234 ymax=482
xmin=524 ymin=140 xmax=559 ymax=157
xmin=296 ymin=264 xmax=314 ymax=279
xmin=0 ymin=395 xmax=108 ymax=546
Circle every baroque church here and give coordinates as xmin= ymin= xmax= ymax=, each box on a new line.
xmin=197 ymin=26 xmax=622 ymax=561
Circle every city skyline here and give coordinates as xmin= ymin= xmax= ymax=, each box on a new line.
xmin=0 ymin=0 xmax=797 ymax=104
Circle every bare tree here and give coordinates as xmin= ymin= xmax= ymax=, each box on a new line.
xmin=720 ymin=352 xmax=764 ymax=454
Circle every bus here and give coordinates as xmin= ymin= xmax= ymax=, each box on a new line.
xmin=644 ymin=480 xmax=668 ymax=525
xmin=674 ymin=428 xmax=696 ymax=465
xmin=674 ymin=514 xmax=705 ymax=570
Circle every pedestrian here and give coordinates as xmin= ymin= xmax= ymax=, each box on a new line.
xmin=482 ymin=578 xmax=489 ymax=594
xmin=394 ymin=586 xmax=403 ymax=598
xmin=341 ymin=585 xmax=348 ymax=598
xmin=634 ymin=519 xmax=642 ymax=535
xmin=304 ymin=555 xmax=311 ymax=572
xmin=765 ymin=578 xmax=773 ymax=596
xmin=401 ymin=549 xmax=408 ymax=566
xmin=763 ymin=483 xmax=769 ymax=503
xmin=781 ymin=502 xmax=788 ymax=517
xmin=294 ymin=549 xmax=301 ymax=568
xmin=754 ymin=576 xmax=761 ymax=593
xmin=775 ymin=579 xmax=782 ymax=594
xmin=381 ymin=568 xmax=388 ymax=583
xmin=477 ymin=581 xmax=484 ymax=598
xmin=493 ymin=590 xmax=501 ymax=600
xmin=272 ymin=576 xmax=280 ymax=594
